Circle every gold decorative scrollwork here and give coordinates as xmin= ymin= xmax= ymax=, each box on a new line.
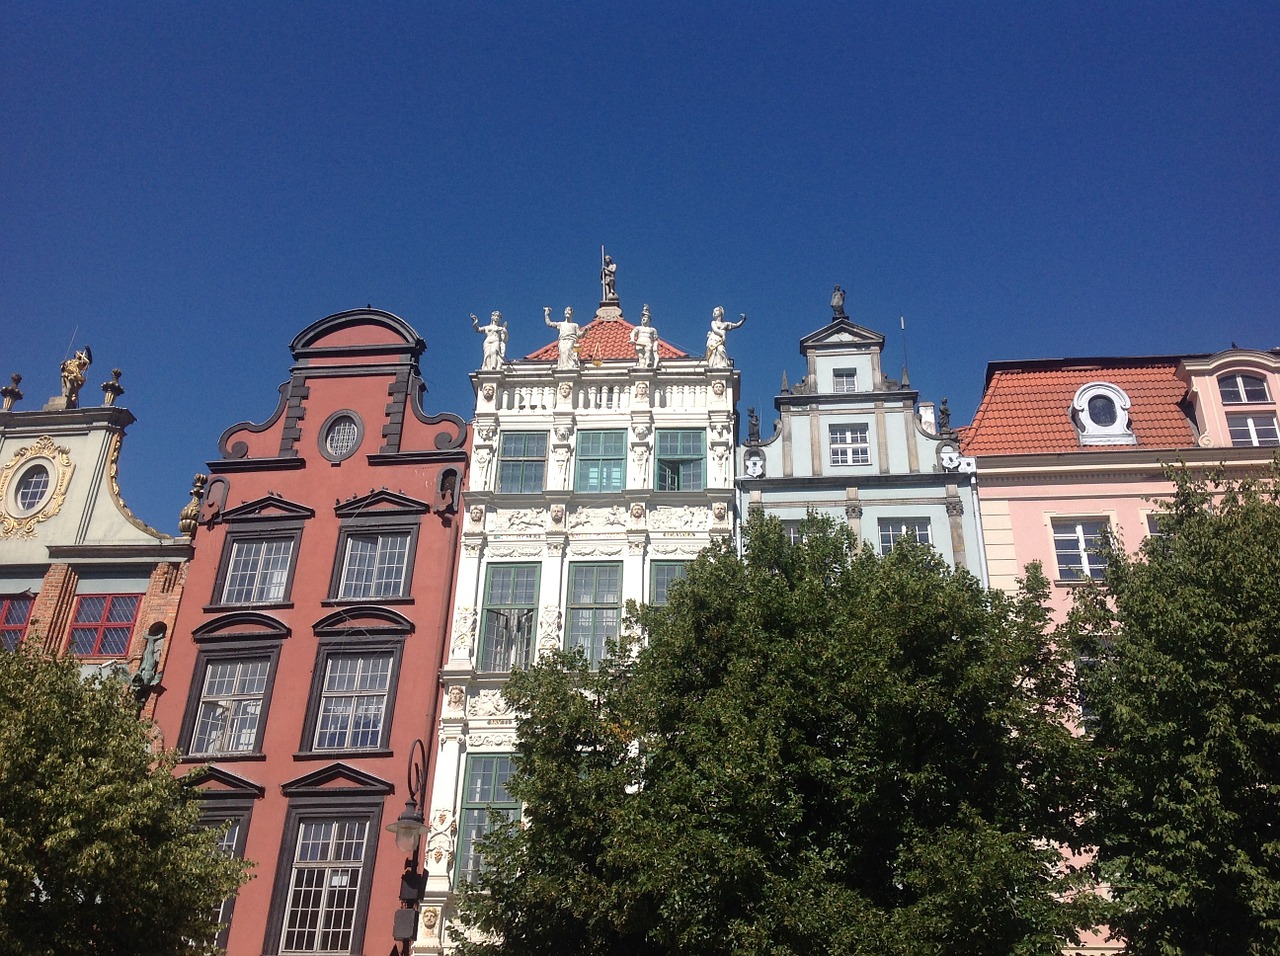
xmin=0 ymin=436 xmax=74 ymax=538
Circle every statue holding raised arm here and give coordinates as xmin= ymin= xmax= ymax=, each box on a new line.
xmin=705 ymin=307 xmax=745 ymax=369
xmin=60 ymin=346 xmax=92 ymax=407
xmin=471 ymin=311 xmax=508 ymax=370
xmin=630 ymin=304 xmax=658 ymax=368
xmin=544 ymin=306 xmax=581 ymax=370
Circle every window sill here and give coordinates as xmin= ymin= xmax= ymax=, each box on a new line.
xmin=202 ymin=601 xmax=294 ymax=613
xmin=293 ymin=748 xmax=393 ymax=760
xmin=321 ymin=597 xmax=414 ymax=607
xmin=1053 ymin=577 xmax=1105 ymax=588
xmin=180 ymin=752 xmax=266 ymax=763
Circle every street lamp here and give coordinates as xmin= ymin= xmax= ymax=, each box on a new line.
xmin=387 ymin=737 xmax=429 ymax=954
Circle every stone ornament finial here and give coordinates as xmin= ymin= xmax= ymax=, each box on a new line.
xmin=705 ymin=307 xmax=745 ymax=369
xmin=472 ymin=311 xmax=508 ymax=370
xmin=178 ymin=474 xmax=207 ymax=537
xmin=101 ymin=368 xmax=124 ymax=407
xmin=0 ymin=374 xmax=21 ymax=411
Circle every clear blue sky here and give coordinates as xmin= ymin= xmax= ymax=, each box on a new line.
xmin=3 ymin=2 xmax=1276 ymax=532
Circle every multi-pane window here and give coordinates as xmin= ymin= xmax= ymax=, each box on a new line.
xmin=650 ymin=562 xmax=689 ymax=606
xmin=878 ymin=519 xmax=933 ymax=554
xmin=0 ymin=595 xmax=34 ymax=651
xmin=1219 ymin=373 xmax=1270 ymax=404
xmin=15 ymin=466 xmax=50 ymax=512
xmin=279 ymin=819 xmax=369 ymax=954
xmin=337 ymin=533 xmax=411 ymax=599
xmin=457 ymin=755 xmax=519 ymax=883
xmin=1226 ymin=413 xmax=1280 ymax=447
xmin=1052 ymin=518 xmax=1110 ymax=581
xmin=479 ymin=564 xmax=538 ymax=672
xmin=498 ymin=432 xmax=547 ymax=493
xmin=312 ymin=653 xmax=393 ymax=751
xmin=567 ymin=563 xmax=621 ymax=668
xmin=222 ymin=538 xmax=294 ymax=604
xmin=833 ymin=368 xmax=858 ymax=393
xmin=655 ymin=430 xmax=704 ymax=491
xmin=190 ymin=658 xmax=271 ymax=756
xmin=829 ymin=424 xmax=870 ymax=465
xmin=574 ymin=430 xmax=626 ymax=493
xmin=211 ymin=816 xmax=245 ymax=944
xmin=68 ymin=594 xmax=140 ymax=656
xmin=781 ymin=521 xmax=805 ymax=546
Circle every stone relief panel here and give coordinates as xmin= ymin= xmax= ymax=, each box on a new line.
xmin=538 ymin=605 xmax=562 ymax=652
xmin=467 ymin=688 xmax=514 ymax=719
xmin=491 ymin=508 xmax=545 ymax=533
xmin=426 ymin=808 xmax=457 ymax=867
xmin=649 ymin=505 xmax=711 ymax=532
xmin=450 ymin=606 xmax=477 ymax=654
xmin=567 ymin=505 xmax=628 ymax=532
xmin=467 ymin=731 xmax=518 ymax=749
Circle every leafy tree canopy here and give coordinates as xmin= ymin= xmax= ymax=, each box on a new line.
xmin=458 ymin=514 xmax=1098 ymax=956
xmin=0 ymin=647 xmax=249 ymax=956
xmin=1072 ymin=467 xmax=1280 ymax=956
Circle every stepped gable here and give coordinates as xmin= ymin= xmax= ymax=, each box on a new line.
xmin=962 ymin=357 xmax=1196 ymax=456
xmin=525 ymin=307 xmax=688 ymax=363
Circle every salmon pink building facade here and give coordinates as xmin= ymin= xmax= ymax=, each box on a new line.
xmin=153 ymin=309 xmax=467 ymax=956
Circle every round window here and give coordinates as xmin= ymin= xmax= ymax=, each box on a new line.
xmin=14 ymin=464 xmax=51 ymax=514
xmin=1087 ymin=395 xmax=1117 ymax=427
xmin=320 ymin=412 xmax=362 ymax=462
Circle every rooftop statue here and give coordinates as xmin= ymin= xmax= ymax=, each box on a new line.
xmin=472 ymin=311 xmax=508 ymax=370
xmin=831 ymin=284 xmax=847 ymax=318
xmin=630 ymin=304 xmax=659 ymax=369
xmin=60 ymin=346 xmax=92 ymax=408
xmin=601 ymin=251 xmax=618 ymax=302
xmin=544 ymin=306 xmax=581 ymax=370
xmin=705 ymin=306 xmax=745 ymax=369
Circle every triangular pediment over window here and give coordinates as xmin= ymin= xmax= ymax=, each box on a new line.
xmin=186 ymin=766 xmax=266 ymax=799
xmin=799 ymin=318 xmax=886 ymax=353
xmin=334 ymin=489 xmax=430 ymax=517
xmin=281 ymin=762 xmax=395 ymax=797
xmin=220 ymin=496 xmax=316 ymax=523
xmin=314 ymin=605 xmax=414 ymax=636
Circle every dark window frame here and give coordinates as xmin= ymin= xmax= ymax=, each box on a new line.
xmin=326 ymin=503 xmax=426 ymax=604
xmin=296 ymin=633 xmax=405 ymax=757
xmin=262 ymin=795 xmax=385 ymax=956
xmin=199 ymin=796 xmax=256 ymax=950
xmin=179 ymin=638 xmax=284 ymax=761
xmin=317 ymin=409 xmax=365 ymax=464
xmin=210 ymin=518 xmax=307 ymax=610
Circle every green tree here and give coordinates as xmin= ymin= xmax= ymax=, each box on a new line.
xmin=0 ymin=646 xmax=249 ymax=956
xmin=1072 ymin=468 xmax=1280 ymax=955
xmin=458 ymin=515 xmax=1098 ymax=956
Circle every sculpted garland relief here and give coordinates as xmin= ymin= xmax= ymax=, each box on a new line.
xmin=450 ymin=606 xmax=477 ymax=654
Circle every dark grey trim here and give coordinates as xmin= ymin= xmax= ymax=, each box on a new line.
xmin=407 ymin=385 xmax=467 ymax=450
xmin=46 ymin=543 xmax=191 ymax=560
xmin=278 ymin=373 xmax=310 ymax=457
xmin=191 ymin=611 xmax=291 ymax=643
xmin=207 ymin=457 xmax=307 ymax=474
xmin=289 ymin=309 xmax=424 ymax=360
xmin=217 ymin=382 xmax=290 ymax=460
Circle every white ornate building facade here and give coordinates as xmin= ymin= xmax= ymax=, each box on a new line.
xmin=416 ymin=286 xmax=740 ymax=952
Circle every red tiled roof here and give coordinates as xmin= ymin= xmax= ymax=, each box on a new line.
xmin=962 ymin=361 xmax=1197 ymax=456
xmin=525 ymin=317 xmax=688 ymax=363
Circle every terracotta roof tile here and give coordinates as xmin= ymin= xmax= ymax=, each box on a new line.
xmin=525 ymin=317 xmax=688 ymax=363
xmin=962 ymin=361 xmax=1197 ymax=456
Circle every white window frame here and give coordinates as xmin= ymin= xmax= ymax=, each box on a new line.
xmin=278 ymin=818 xmax=370 ymax=954
xmin=833 ymin=368 xmax=858 ymax=394
xmin=222 ymin=537 xmax=295 ymax=604
xmin=878 ymin=518 xmax=933 ymax=554
xmin=828 ymin=424 xmax=870 ymax=466
xmin=311 ymin=653 xmax=394 ymax=751
xmin=1052 ymin=518 xmax=1110 ymax=581
xmin=1226 ymin=412 xmax=1279 ymax=447
xmin=190 ymin=657 xmax=272 ymax=756
xmin=1218 ymin=373 xmax=1271 ymax=404
xmin=337 ymin=532 xmax=411 ymax=599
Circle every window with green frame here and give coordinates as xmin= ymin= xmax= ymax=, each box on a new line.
xmin=497 ymin=432 xmax=547 ymax=493
xmin=479 ymin=564 xmax=539 ymax=672
xmin=456 ymin=754 xmax=519 ymax=883
xmin=655 ymin=429 xmax=704 ymax=491
xmin=649 ymin=561 xmax=689 ymax=606
xmin=566 ymin=563 xmax=621 ymax=668
xmin=574 ymin=430 xmax=626 ymax=493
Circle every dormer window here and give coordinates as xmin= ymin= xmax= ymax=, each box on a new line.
xmin=1219 ymin=373 xmax=1270 ymax=404
xmin=833 ymin=368 xmax=858 ymax=393
xmin=1072 ymin=382 xmax=1136 ymax=446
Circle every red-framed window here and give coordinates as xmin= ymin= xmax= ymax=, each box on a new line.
xmin=1 ymin=595 xmax=35 ymax=651
xmin=68 ymin=594 xmax=141 ymax=656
